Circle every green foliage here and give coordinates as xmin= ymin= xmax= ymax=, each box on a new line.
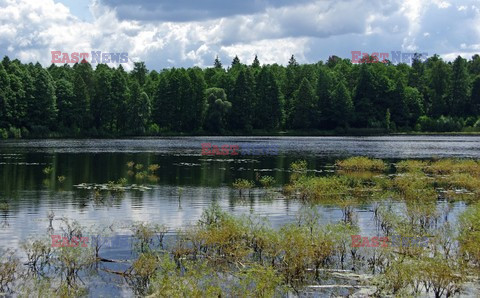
xmin=259 ymin=175 xmax=276 ymax=188
xmin=335 ymin=156 xmax=387 ymax=172
xmin=0 ymin=55 xmax=479 ymax=136
xmin=232 ymin=179 xmax=255 ymax=196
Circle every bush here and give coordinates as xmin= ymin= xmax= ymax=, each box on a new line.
xmin=8 ymin=127 xmax=21 ymax=138
xmin=0 ymin=128 xmax=8 ymax=139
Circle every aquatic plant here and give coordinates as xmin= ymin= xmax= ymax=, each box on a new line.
xmin=57 ymin=176 xmax=66 ymax=183
xmin=289 ymin=160 xmax=308 ymax=182
xmin=148 ymin=164 xmax=160 ymax=173
xmin=42 ymin=166 xmax=53 ymax=175
xmin=259 ymin=175 xmax=276 ymax=188
xmin=21 ymin=239 xmax=52 ymax=273
xmin=335 ymin=157 xmax=387 ymax=172
xmin=0 ymin=203 xmax=9 ymax=211
xmin=131 ymin=223 xmax=168 ymax=253
xmin=0 ymin=250 xmax=20 ymax=293
xmin=232 ymin=179 xmax=255 ymax=197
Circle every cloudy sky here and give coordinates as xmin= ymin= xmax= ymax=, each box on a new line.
xmin=0 ymin=0 xmax=479 ymax=71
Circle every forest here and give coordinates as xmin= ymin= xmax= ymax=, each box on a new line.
xmin=0 ymin=53 xmax=480 ymax=138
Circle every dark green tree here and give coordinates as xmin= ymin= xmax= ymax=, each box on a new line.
xmin=316 ymin=67 xmax=334 ymax=129
xmin=127 ymin=81 xmax=151 ymax=134
xmin=29 ymin=66 xmax=57 ymax=129
xmin=92 ymin=66 xmax=114 ymax=132
xmin=204 ymin=88 xmax=231 ymax=133
xmin=471 ymin=75 xmax=480 ymax=115
xmin=292 ymin=78 xmax=316 ymax=129
xmin=55 ymin=79 xmax=75 ymax=129
xmin=229 ymin=68 xmax=255 ymax=131
xmin=0 ymin=63 xmax=11 ymax=128
xmin=214 ymin=56 xmax=223 ymax=69
xmin=331 ymin=80 xmax=354 ymax=128
xmin=71 ymin=73 xmax=91 ymax=130
xmin=131 ymin=62 xmax=148 ymax=86
xmin=450 ymin=56 xmax=470 ymax=116
xmin=254 ymin=66 xmax=282 ymax=130
xmin=252 ymin=55 xmax=260 ymax=68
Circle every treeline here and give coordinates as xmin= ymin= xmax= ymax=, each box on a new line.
xmin=0 ymin=54 xmax=480 ymax=138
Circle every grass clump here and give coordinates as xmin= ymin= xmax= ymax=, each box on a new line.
xmin=232 ymin=179 xmax=255 ymax=197
xmin=336 ymin=157 xmax=387 ymax=172
xmin=427 ymin=159 xmax=480 ymax=175
xmin=259 ymin=175 xmax=276 ymax=188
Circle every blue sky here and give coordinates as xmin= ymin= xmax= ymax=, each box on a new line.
xmin=0 ymin=0 xmax=478 ymax=71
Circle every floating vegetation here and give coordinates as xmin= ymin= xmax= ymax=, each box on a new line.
xmin=74 ymin=183 xmax=152 ymax=192
xmin=148 ymin=164 xmax=160 ymax=173
xmin=0 ymin=203 xmax=9 ymax=211
xmin=259 ymin=175 xmax=276 ymax=188
xmin=57 ymin=176 xmax=66 ymax=183
xmin=42 ymin=166 xmax=53 ymax=175
xmin=335 ymin=157 xmax=387 ymax=172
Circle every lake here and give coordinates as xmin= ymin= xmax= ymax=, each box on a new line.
xmin=0 ymin=136 xmax=479 ymax=296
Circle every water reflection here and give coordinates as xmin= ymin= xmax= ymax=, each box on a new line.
xmin=0 ymin=136 xmax=477 ymax=296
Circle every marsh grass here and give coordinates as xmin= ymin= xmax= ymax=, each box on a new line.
xmin=335 ymin=157 xmax=387 ymax=172
xmin=7 ymin=157 xmax=480 ymax=296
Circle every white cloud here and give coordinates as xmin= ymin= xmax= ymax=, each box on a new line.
xmin=0 ymin=0 xmax=478 ymax=70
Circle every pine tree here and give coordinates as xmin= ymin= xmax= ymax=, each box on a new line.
xmin=214 ymin=56 xmax=223 ymax=69
xmin=292 ymin=78 xmax=316 ymax=129
xmin=450 ymin=56 xmax=470 ymax=116
xmin=316 ymin=67 xmax=334 ymax=129
xmin=187 ymin=68 xmax=207 ymax=131
xmin=30 ymin=66 xmax=57 ymax=129
xmin=231 ymin=56 xmax=241 ymax=68
xmin=55 ymin=79 xmax=75 ymax=128
xmin=6 ymin=63 xmax=28 ymax=128
xmin=471 ymin=76 xmax=480 ymax=115
xmin=229 ymin=68 xmax=255 ymax=131
xmin=92 ymin=66 xmax=114 ymax=132
xmin=111 ymin=67 xmax=129 ymax=133
xmin=131 ymin=62 xmax=148 ymax=86
xmin=426 ymin=55 xmax=449 ymax=117
xmin=127 ymin=81 xmax=150 ymax=134
xmin=252 ymin=55 xmax=260 ymax=68
xmin=284 ymin=55 xmax=300 ymax=128
xmin=388 ymin=80 xmax=408 ymax=127
xmin=72 ymin=73 xmax=91 ymax=130
xmin=0 ymin=63 xmax=11 ymax=128
xmin=353 ymin=64 xmax=378 ymax=127
xmin=331 ymin=80 xmax=353 ymax=128
xmin=254 ymin=67 xmax=282 ymax=130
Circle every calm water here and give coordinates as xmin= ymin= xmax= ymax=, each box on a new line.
xmin=0 ymin=136 xmax=478 ymax=296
